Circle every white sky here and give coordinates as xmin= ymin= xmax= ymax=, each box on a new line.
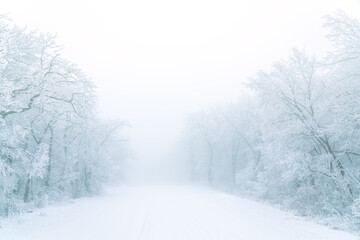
xmin=2 ymin=0 xmax=360 ymax=181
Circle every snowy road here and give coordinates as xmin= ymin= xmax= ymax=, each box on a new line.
xmin=0 ymin=185 xmax=357 ymax=240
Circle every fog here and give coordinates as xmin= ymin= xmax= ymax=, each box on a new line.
xmin=3 ymin=0 xmax=360 ymax=183
xmin=3 ymin=0 xmax=360 ymax=238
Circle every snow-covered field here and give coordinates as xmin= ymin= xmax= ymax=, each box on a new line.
xmin=0 ymin=185 xmax=357 ymax=240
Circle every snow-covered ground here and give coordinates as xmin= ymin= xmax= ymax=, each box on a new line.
xmin=0 ymin=185 xmax=357 ymax=240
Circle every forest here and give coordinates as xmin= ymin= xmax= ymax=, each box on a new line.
xmin=182 ymin=11 xmax=360 ymax=231
xmin=0 ymin=17 xmax=124 ymax=217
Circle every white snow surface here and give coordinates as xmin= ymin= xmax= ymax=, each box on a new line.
xmin=0 ymin=185 xmax=357 ymax=240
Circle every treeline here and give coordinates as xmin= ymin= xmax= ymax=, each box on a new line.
xmin=183 ymin=12 xmax=360 ymax=230
xmin=0 ymin=18 xmax=125 ymax=217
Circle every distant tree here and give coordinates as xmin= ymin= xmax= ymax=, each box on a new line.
xmin=187 ymin=109 xmax=225 ymax=184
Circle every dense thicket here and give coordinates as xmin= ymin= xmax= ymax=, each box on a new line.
xmin=183 ymin=12 xmax=360 ymax=230
xmin=0 ymin=18 xmax=125 ymax=217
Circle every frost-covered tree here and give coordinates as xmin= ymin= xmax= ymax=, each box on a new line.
xmin=183 ymin=98 xmax=260 ymax=186
xmin=0 ymin=17 xmax=126 ymax=217
xmin=182 ymin=11 xmax=360 ymax=231
xmin=185 ymin=108 xmax=224 ymax=184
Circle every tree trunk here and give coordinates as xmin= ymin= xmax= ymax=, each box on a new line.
xmin=208 ymin=143 xmax=214 ymax=184
xmin=23 ymin=177 xmax=31 ymax=202
xmin=44 ymin=127 xmax=54 ymax=189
